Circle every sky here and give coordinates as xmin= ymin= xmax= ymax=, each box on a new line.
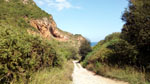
xmin=33 ymin=0 xmax=128 ymax=42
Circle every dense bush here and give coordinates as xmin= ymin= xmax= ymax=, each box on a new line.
xmin=0 ymin=24 xmax=56 ymax=83
xmin=83 ymin=33 xmax=138 ymax=66
xmin=107 ymin=39 xmax=138 ymax=66
xmin=0 ymin=25 xmax=79 ymax=83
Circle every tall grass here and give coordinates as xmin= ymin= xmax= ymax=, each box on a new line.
xmin=29 ymin=61 xmax=73 ymax=84
xmin=85 ymin=62 xmax=149 ymax=84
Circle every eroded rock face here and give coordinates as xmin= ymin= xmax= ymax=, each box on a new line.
xmin=77 ymin=36 xmax=85 ymax=45
xmin=30 ymin=16 xmax=68 ymax=41
xmin=30 ymin=17 xmax=51 ymax=39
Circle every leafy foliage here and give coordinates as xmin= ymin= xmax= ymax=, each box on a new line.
xmin=0 ymin=24 xmax=56 ymax=83
xmin=122 ymin=0 xmax=150 ymax=68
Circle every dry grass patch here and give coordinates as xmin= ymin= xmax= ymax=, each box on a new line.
xmin=29 ymin=61 xmax=73 ymax=84
xmin=85 ymin=63 xmax=150 ymax=84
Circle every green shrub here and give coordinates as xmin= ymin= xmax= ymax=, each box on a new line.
xmin=0 ymin=24 xmax=56 ymax=83
xmin=107 ymin=39 xmax=138 ymax=66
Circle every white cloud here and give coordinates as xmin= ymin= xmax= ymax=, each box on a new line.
xmin=35 ymin=0 xmax=80 ymax=11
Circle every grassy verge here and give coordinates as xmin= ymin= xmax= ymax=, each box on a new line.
xmin=84 ymin=62 xmax=150 ymax=84
xmin=29 ymin=61 xmax=73 ymax=84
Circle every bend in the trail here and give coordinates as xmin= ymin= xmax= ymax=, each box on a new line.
xmin=72 ymin=61 xmax=128 ymax=84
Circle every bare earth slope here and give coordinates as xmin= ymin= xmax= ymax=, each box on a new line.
xmin=72 ymin=61 xmax=128 ymax=84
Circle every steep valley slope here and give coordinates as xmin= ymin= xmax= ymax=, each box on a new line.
xmin=0 ymin=0 xmax=85 ymax=49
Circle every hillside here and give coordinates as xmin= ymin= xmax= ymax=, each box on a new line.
xmin=0 ymin=0 xmax=86 ymax=83
xmin=82 ymin=33 xmax=150 ymax=84
xmin=0 ymin=0 xmax=85 ymax=49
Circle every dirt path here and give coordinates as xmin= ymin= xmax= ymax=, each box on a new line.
xmin=72 ymin=61 xmax=128 ymax=84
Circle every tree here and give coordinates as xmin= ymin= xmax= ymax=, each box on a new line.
xmin=79 ymin=40 xmax=92 ymax=62
xmin=121 ymin=0 xmax=150 ymax=67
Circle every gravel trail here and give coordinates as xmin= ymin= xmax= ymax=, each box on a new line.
xmin=72 ymin=61 xmax=128 ymax=84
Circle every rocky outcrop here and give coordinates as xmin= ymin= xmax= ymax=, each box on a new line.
xmin=30 ymin=16 xmax=69 ymax=41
